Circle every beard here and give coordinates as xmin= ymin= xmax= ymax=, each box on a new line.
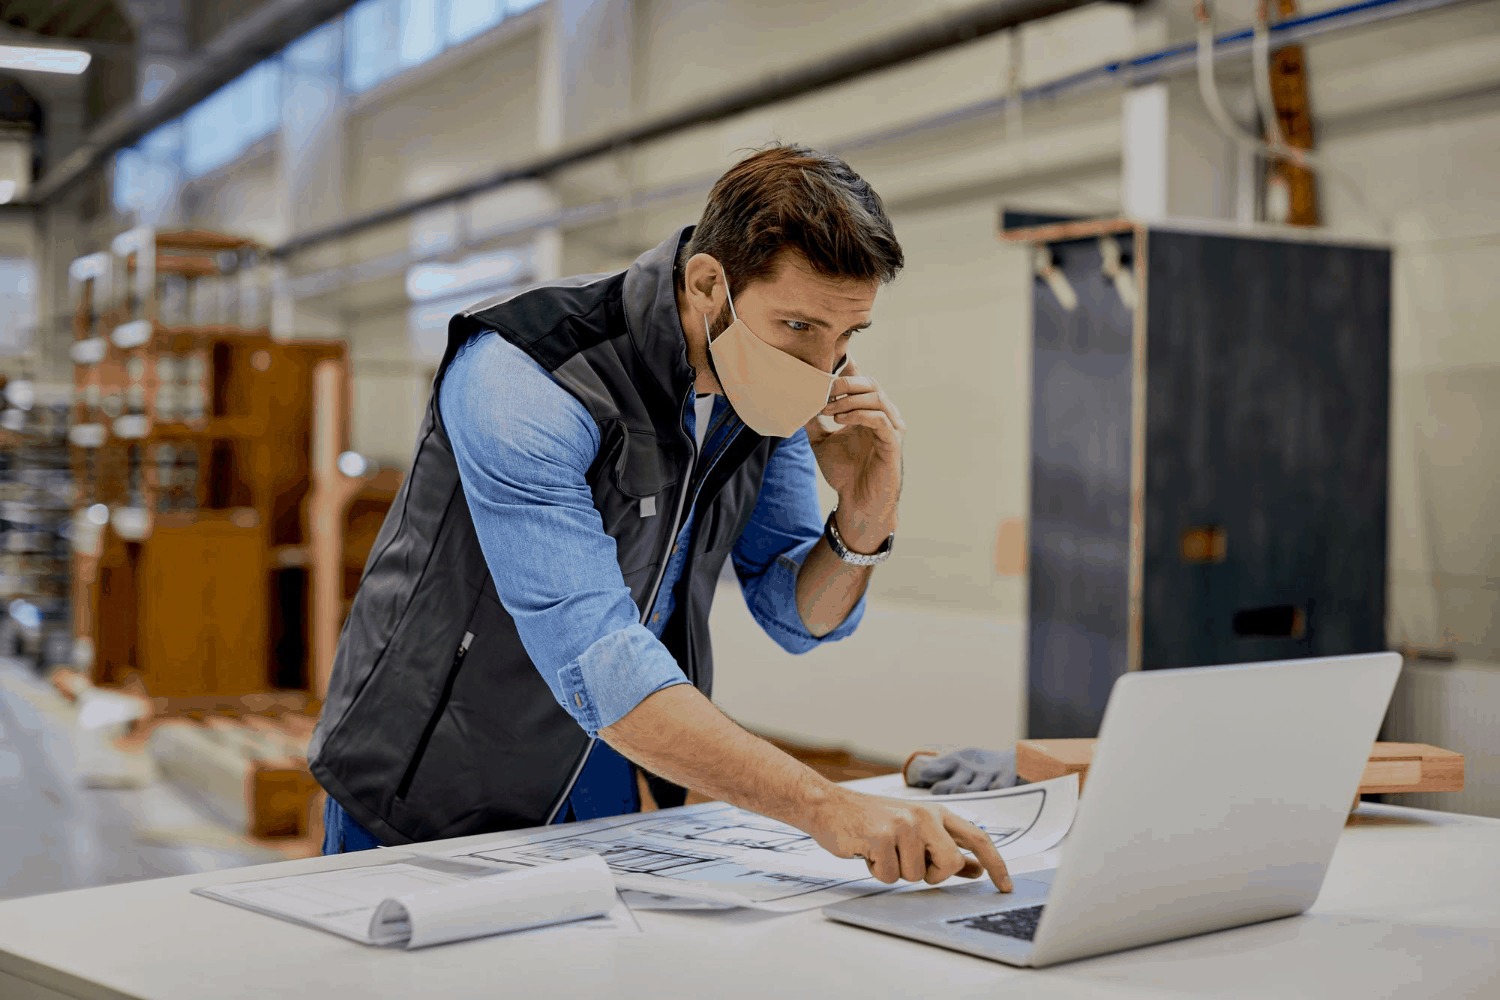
xmin=703 ymin=299 xmax=734 ymax=391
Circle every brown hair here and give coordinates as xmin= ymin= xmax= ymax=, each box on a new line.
xmin=677 ymin=143 xmax=904 ymax=294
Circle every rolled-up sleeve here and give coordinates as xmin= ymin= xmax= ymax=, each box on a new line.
xmin=731 ymin=428 xmax=866 ymax=653
xmin=439 ymin=331 xmax=689 ymax=737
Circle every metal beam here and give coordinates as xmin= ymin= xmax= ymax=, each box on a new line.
xmin=0 ymin=24 xmax=135 ymax=53
xmin=8 ymin=0 xmax=55 ymax=32
xmin=27 ymin=0 xmax=359 ymax=204
xmin=33 ymin=0 xmax=90 ymax=34
xmin=50 ymin=0 xmax=113 ymax=38
xmin=16 ymin=0 xmax=49 ymax=31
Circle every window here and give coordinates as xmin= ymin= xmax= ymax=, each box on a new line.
xmin=0 ymin=258 xmax=36 ymax=355
xmin=113 ymin=121 xmax=182 ymax=217
xmin=444 ymin=0 xmax=503 ymax=45
xmin=405 ymin=246 xmax=530 ymax=302
xmin=346 ymin=0 xmax=451 ymax=93
xmin=349 ymin=0 xmax=548 ymax=92
xmin=285 ymin=19 xmax=342 ymax=70
xmin=183 ymin=60 xmax=280 ymax=176
xmin=406 ymin=244 xmax=533 ymax=358
xmin=400 ymin=0 xmax=443 ymax=68
xmin=345 ymin=0 xmax=399 ymax=93
xmin=117 ymin=0 xmax=551 ymax=196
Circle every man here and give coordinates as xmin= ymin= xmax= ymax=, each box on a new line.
xmin=309 ymin=144 xmax=1012 ymax=893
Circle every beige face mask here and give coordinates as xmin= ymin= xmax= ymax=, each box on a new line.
xmin=706 ymin=269 xmax=849 ymax=438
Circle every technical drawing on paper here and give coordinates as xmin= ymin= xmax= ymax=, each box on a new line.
xmin=458 ymin=805 xmax=907 ymax=910
xmin=641 ymin=817 xmax=810 ymax=851
xmin=440 ymin=778 xmax=1081 ymax=914
xmin=513 ymin=838 xmax=724 ymax=876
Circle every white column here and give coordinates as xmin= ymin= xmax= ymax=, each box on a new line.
xmin=1121 ymin=6 xmax=1241 ymax=223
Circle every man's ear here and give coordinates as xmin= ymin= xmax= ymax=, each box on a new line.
xmin=681 ymin=253 xmax=725 ymax=316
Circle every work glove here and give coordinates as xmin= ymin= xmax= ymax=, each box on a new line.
xmin=904 ymin=746 xmax=1020 ymax=795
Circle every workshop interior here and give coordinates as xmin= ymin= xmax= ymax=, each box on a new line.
xmin=0 ymin=0 xmax=1496 ymax=993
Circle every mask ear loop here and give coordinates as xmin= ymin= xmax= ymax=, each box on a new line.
xmin=704 ymin=264 xmax=738 ymax=340
xmin=720 ymin=266 xmax=738 ymax=320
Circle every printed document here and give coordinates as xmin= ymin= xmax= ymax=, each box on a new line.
xmin=194 ymin=854 xmax=638 ymax=947
xmin=437 ymin=775 xmax=1078 ymax=913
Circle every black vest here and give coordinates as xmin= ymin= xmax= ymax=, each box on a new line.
xmin=309 ymin=228 xmax=776 ymax=845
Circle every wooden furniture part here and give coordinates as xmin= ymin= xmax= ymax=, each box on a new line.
xmin=65 ymin=229 xmax=376 ymax=708
xmin=112 ymin=225 xmax=268 ymax=333
xmin=136 ymin=513 xmax=269 ymax=699
xmin=306 ymin=358 xmax=361 ymax=703
xmin=341 ymin=468 xmax=403 ymax=609
xmin=1265 ymin=0 xmax=1320 ymax=227
xmin=1002 ymin=216 xmax=1391 ymax=738
xmin=1015 ymin=737 xmax=1464 ymax=798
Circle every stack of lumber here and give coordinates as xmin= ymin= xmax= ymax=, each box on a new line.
xmin=49 ymin=667 xmax=324 ymax=843
xmin=146 ymin=714 xmax=319 ymax=839
xmin=1015 ymin=738 xmax=1465 ymax=801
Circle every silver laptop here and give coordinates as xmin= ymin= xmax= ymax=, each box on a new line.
xmin=824 ymin=652 xmax=1403 ymax=968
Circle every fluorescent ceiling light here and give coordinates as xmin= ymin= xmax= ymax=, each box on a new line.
xmin=0 ymin=44 xmax=91 ymax=74
xmin=0 ymin=181 xmax=14 ymax=205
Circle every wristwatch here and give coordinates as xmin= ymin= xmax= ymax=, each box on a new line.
xmin=824 ymin=508 xmax=894 ymax=566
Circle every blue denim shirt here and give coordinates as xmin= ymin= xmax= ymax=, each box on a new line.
xmin=439 ymin=332 xmax=865 ymax=821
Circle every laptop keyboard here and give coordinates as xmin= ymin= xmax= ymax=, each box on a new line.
xmin=949 ymin=904 xmax=1046 ymax=941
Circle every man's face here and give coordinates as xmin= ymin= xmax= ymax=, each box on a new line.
xmin=710 ymin=252 xmax=878 ymax=376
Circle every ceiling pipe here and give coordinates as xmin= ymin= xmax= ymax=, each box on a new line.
xmin=27 ymin=0 xmax=361 ymax=205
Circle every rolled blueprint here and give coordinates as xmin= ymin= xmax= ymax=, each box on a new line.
xmin=369 ymin=854 xmax=615 ymax=949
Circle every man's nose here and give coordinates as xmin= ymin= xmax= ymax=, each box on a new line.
xmin=811 ymin=345 xmax=846 ymax=375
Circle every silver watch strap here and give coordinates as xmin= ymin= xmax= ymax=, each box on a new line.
xmin=825 ymin=508 xmax=893 ymax=566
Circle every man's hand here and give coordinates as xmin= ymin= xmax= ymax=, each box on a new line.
xmin=601 ymin=687 xmax=1011 ymax=892
xmin=805 ymin=785 xmax=1013 ymax=891
xmin=806 ymin=359 xmax=904 ymax=552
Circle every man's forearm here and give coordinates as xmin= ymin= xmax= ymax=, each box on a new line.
xmin=795 ymin=507 xmax=892 ymax=637
xmin=795 ymin=537 xmax=873 ymax=637
xmin=599 ymin=684 xmax=836 ymax=828
xmin=600 ymin=673 xmax=1016 ymax=894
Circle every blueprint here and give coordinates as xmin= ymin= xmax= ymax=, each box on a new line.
xmin=439 ymin=775 xmax=1078 ymax=913
xmin=194 ymin=854 xmax=640 ymax=946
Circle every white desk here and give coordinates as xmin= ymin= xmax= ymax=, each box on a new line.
xmin=1 ymin=804 xmax=1497 ymax=1000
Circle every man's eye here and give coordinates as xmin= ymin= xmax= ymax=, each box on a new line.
xmin=785 ymin=321 xmax=811 ymax=333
